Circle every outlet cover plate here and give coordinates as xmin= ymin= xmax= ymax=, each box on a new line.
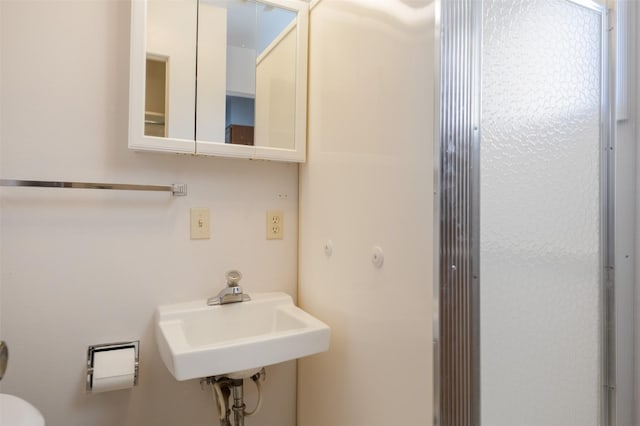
xmin=266 ymin=210 xmax=283 ymax=240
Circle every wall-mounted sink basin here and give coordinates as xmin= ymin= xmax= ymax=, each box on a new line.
xmin=155 ymin=292 xmax=330 ymax=380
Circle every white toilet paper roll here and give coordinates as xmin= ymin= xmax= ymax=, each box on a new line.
xmin=91 ymin=348 xmax=136 ymax=393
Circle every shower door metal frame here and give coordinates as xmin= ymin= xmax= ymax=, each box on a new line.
xmin=433 ymin=0 xmax=614 ymax=425
xmin=433 ymin=0 xmax=483 ymax=424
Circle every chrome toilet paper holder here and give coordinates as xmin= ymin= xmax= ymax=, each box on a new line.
xmin=86 ymin=341 xmax=139 ymax=392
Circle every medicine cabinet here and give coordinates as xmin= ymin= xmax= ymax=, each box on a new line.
xmin=129 ymin=0 xmax=308 ymax=162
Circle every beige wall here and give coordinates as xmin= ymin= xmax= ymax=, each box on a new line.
xmin=298 ymin=1 xmax=436 ymax=424
xmin=0 ymin=1 xmax=298 ymax=425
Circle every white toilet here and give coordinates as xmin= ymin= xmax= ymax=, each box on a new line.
xmin=0 ymin=393 xmax=45 ymax=426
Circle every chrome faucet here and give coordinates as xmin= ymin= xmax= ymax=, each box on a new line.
xmin=207 ymin=270 xmax=251 ymax=306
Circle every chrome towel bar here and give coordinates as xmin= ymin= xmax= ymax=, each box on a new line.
xmin=0 ymin=179 xmax=187 ymax=196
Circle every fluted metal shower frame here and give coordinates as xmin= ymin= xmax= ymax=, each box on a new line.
xmin=433 ymin=0 xmax=482 ymax=424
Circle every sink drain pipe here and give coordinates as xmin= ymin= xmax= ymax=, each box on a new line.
xmin=206 ymin=369 xmax=265 ymax=426
xmin=231 ymin=379 xmax=246 ymax=426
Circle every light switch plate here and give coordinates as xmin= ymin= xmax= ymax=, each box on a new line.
xmin=190 ymin=208 xmax=210 ymax=240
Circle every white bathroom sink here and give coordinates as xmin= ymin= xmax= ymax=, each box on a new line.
xmin=155 ymin=292 xmax=330 ymax=380
xmin=0 ymin=394 xmax=45 ymax=426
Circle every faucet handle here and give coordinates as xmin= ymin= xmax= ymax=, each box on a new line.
xmin=225 ymin=270 xmax=242 ymax=287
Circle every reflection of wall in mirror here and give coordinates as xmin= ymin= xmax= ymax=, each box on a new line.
xmin=196 ymin=4 xmax=228 ymax=142
xmin=146 ymin=0 xmax=197 ymax=140
xmin=255 ymin=24 xmax=296 ymax=149
xmin=226 ymin=96 xmax=255 ymax=127
xmin=227 ymin=46 xmax=256 ymax=97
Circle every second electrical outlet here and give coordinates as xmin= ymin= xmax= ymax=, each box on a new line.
xmin=266 ymin=210 xmax=284 ymax=240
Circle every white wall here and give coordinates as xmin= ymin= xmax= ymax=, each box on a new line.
xmin=298 ymin=1 xmax=435 ymax=424
xmin=0 ymin=2 xmax=299 ymax=426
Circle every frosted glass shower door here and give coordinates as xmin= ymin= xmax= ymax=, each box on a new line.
xmin=480 ymin=0 xmax=606 ymax=425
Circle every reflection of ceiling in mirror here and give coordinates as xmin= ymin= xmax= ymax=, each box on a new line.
xmin=200 ymin=0 xmax=297 ymax=54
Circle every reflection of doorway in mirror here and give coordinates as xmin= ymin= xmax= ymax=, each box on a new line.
xmin=225 ymin=96 xmax=255 ymax=145
xmin=145 ymin=55 xmax=169 ymax=138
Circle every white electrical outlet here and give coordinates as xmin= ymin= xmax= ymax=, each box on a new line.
xmin=266 ymin=210 xmax=284 ymax=240
xmin=190 ymin=208 xmax=210 ymax=240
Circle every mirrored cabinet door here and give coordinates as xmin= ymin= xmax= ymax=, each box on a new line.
xmin=130 ymin=0 xmax=197 ymax=153
xmin=128 ymin=0 xmax=308 ymax=162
